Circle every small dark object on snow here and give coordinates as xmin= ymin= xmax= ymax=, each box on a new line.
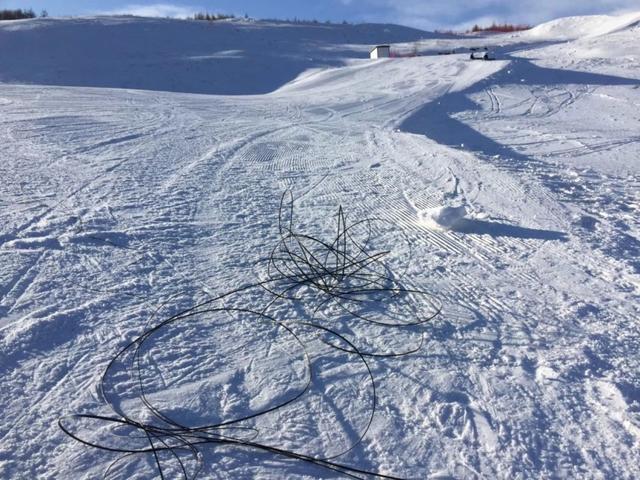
xmin=470 ymin=50 xmax=494 ymax=60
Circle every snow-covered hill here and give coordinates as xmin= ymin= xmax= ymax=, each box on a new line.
xmin=521 ymin=11 xmax=640 ymax=40
xmin=1 ymin=12 xmax=639 ymax=480
xmin=0 ymin=16 xmax=437 ymax=95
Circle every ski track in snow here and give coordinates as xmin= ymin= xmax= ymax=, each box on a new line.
xmin=1 ymin=14 xmax=640 ymax=479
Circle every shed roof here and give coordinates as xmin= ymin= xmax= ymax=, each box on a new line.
xmin=370 ymin=45 xmax=390 ymax=53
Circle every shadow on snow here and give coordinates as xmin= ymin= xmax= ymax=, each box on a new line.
xmin=452 ymin=218 xmax=568 ymax=241
xmin=400 ymin=52 xmax=640 ymax=248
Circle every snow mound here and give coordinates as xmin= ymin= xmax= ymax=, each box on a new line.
xmin=523 ymin=11 xmax=640 ymax=40
xmin=419 ymin=205 xmax=468 ymax=229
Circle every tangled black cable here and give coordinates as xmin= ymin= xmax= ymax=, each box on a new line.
xmin=59 ymin=191 xmax=442 ymax=479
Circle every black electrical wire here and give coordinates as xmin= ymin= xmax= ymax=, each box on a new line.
xmin=59 ymin=191 xmax=442 ymax=479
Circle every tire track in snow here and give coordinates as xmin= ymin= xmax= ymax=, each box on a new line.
xmin=0 ymin=250 xmax=47 ymax=315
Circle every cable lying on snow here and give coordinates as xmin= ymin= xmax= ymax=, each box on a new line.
xmin=59 ymin=191 xmax=442 ymax=479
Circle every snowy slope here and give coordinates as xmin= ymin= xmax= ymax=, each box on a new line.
xmin=0 ymin=16 xmax=437 ymax=95
xmin=520 ymin=11 xmax=640 ymax=40
xmin=1 ymin=13 xmax=639 ymax=480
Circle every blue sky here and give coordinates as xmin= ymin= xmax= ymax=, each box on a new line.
xmin=2 ymin=1 xmax=639 ymax=30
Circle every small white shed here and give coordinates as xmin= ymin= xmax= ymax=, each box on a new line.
xmin=370 ymin=45 xmax=390 ymax=59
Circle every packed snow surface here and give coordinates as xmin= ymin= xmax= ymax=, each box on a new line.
xmin=1 ymin=12 xmax=639 ymax=479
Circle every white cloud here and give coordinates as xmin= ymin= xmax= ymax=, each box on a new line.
xmin=106 ymin=3 xmax=200 ymax=19
xmin=355 ymin=0 xmax=640 ymax=31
